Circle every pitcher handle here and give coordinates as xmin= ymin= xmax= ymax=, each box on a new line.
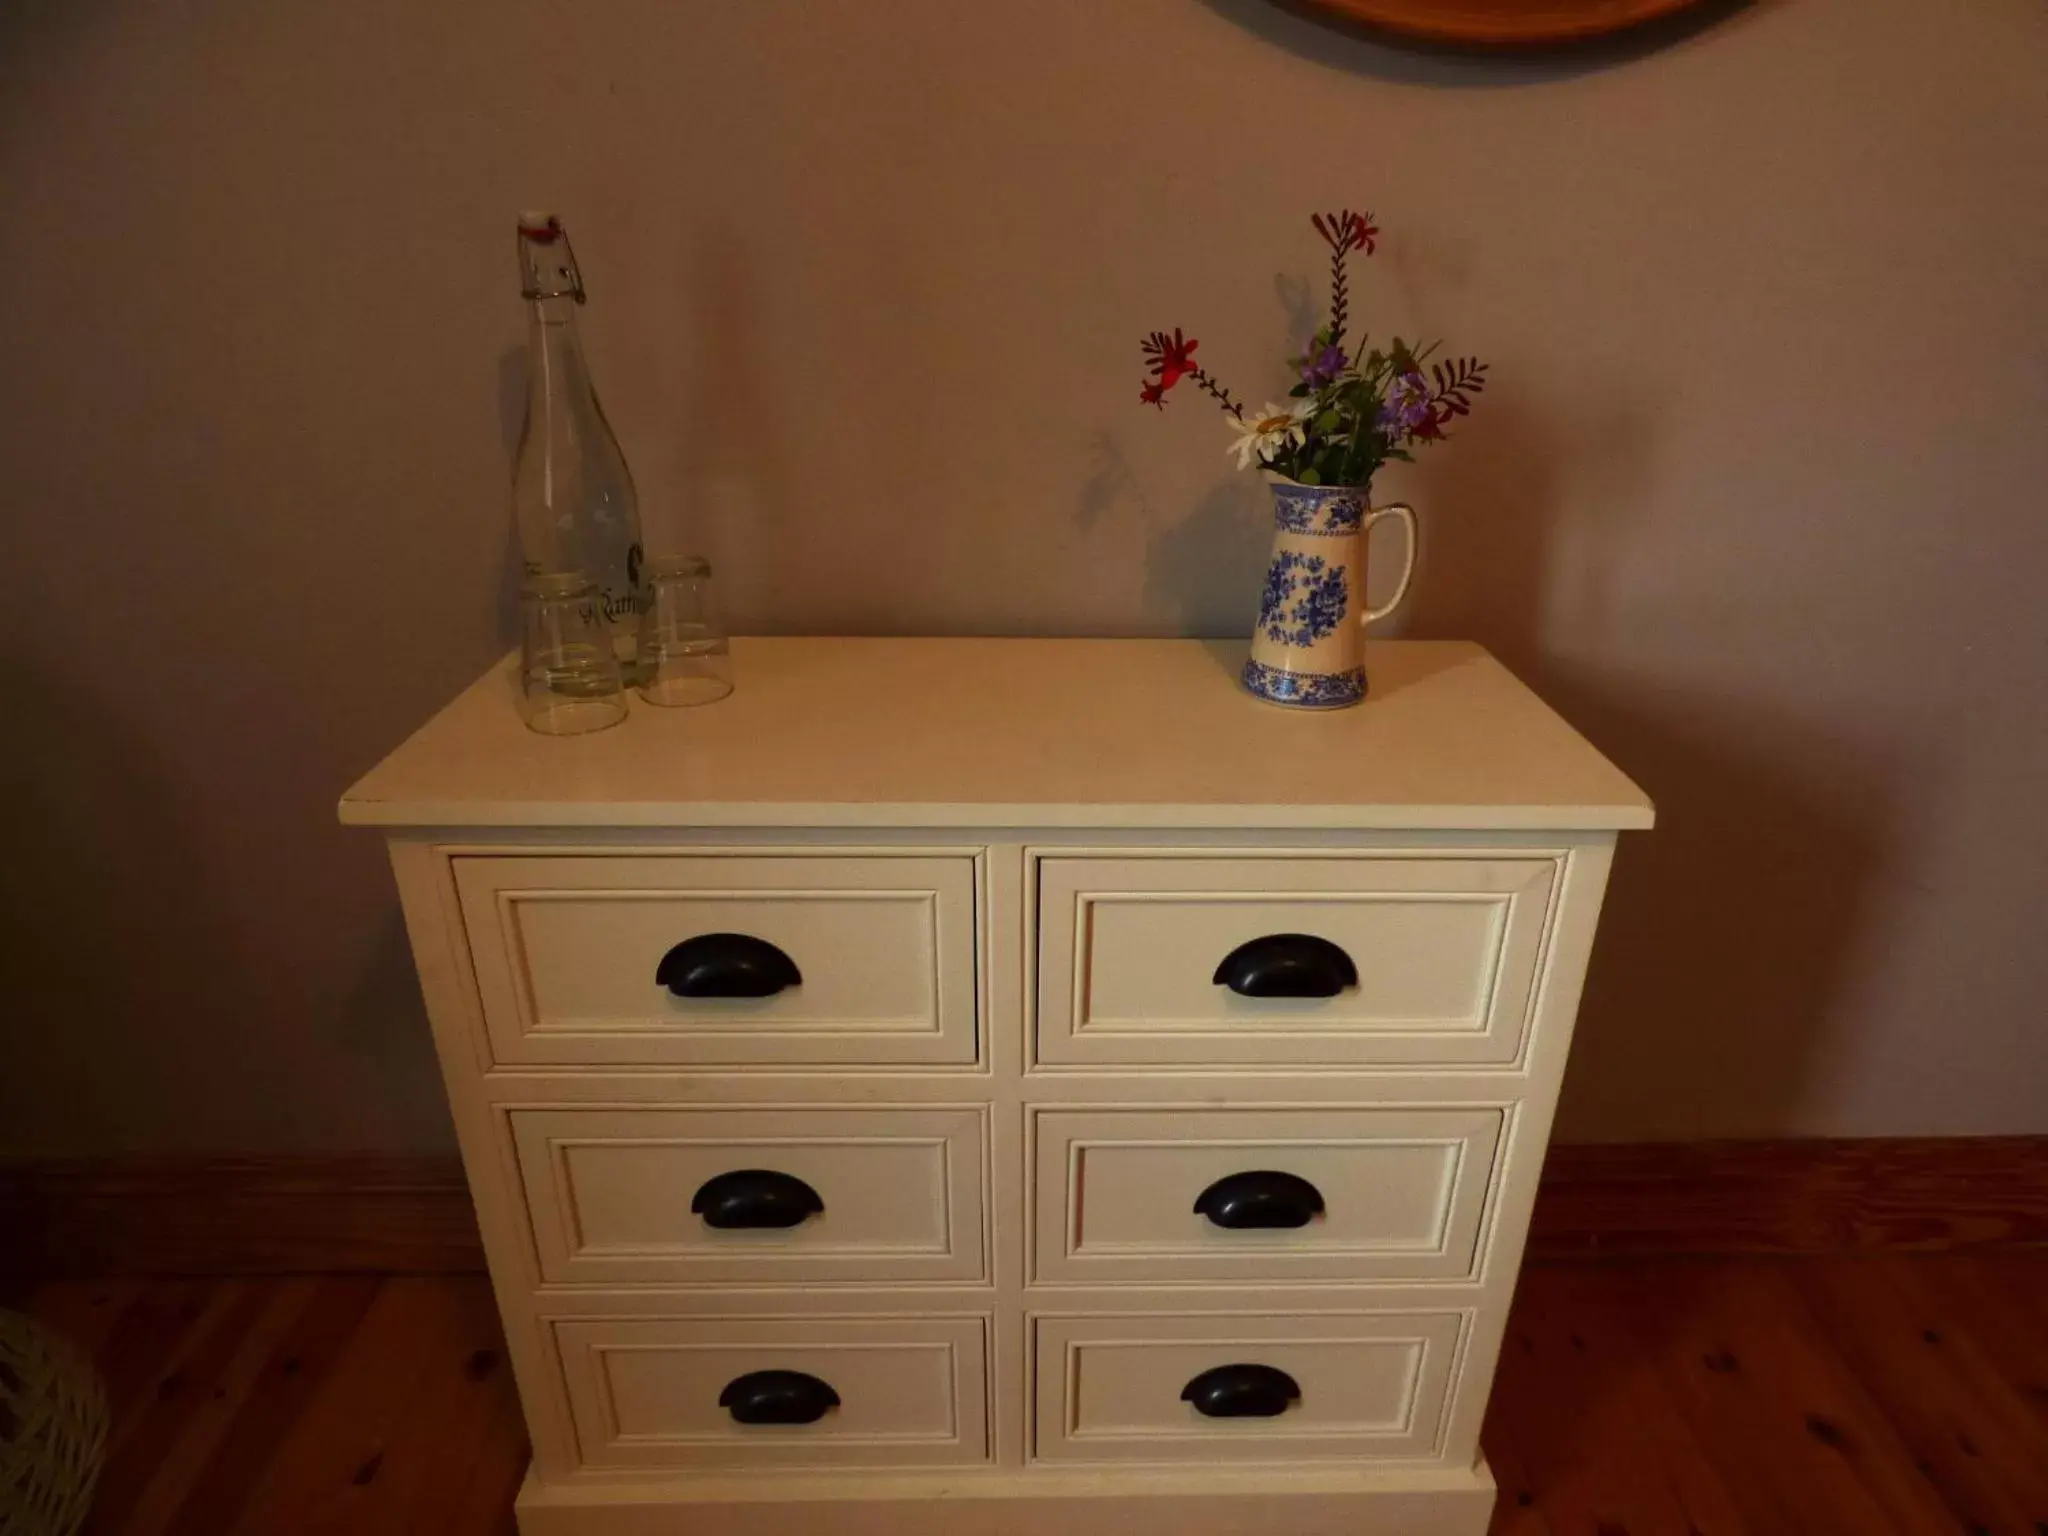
xmin=1359 ymin=502 xmax=1417 ymax=624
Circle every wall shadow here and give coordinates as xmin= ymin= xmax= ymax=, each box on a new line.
xmin=0 ymin=663 xmax=256 ymax=1152
xmin=673 ymin=222 xmax=797 ymax=631
xmin=0 ymin=648 xmax=456 ymax=1155
xmin=1543 ymin=670 xmax=1912 ymax=1140
xmin=334 ymin=904 xmax=457 ymax=1147
xmin=1143 ymin=473 xmax=1271 ymax=635
xmin=1405 ymin=393 xmax=1908 ymax=1140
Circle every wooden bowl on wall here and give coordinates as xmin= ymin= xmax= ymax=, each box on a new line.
xmin=1294 ymin=0 xmax=1712 ymax=46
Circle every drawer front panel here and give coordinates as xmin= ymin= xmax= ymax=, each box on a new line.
xmin=455 ymin=853 xmax=979 ymax=1067
xmin=1032 ymin=1311 xmax=1462 ymax=1464
xmin=511 ymin=1107 xmax=989 ymax=1285
xmin=554 ymin=1315 xmax=991 ymax=1469
xmin=1035 ymin=854 xmax=1557 ymax=1067
xmin=1031 ymin=1107 xmax=1502 ymax=1285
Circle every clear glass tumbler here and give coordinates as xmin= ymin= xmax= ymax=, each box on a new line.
xmin=636 ymin=555 xmax=734 ymax=707
xmin=519 ymin=573 xmax=628 ymax=735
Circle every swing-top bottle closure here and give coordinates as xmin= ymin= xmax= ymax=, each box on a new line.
xmin=517 ymin=212 xmax=585 ymax=304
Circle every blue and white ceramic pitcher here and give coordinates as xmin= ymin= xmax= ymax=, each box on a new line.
xmin=1242 ymin=478 xmax=1417 ymax=709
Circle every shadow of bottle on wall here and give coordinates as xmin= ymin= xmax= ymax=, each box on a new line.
xmin=670 ymin=223 xmax=801 ymax=635
xmin=496 ymin=345 xmax=529 ymax=649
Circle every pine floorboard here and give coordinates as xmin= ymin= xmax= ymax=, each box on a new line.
xmin=15 ymin=1254 xmax=2048 ymax=1535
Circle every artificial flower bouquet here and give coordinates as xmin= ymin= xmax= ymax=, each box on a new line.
xmin=1137 ymin=208 xmax=1488 ymax=486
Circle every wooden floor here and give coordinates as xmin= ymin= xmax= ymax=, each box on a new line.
xmin=12 ymin=1254 xmax=2048 ymax=1535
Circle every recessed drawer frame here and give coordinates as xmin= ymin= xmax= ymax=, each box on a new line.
xmin=510 ymin=1105 xmax=990 ymax=1286
xmin=455 ymin=850 xmax=981 ymax=1068
xmin=1032 ymin=851 xmax=1559 ymax=1069
xmin=1032 ymin=1310 xmax=1465 ymax=1464
xmin=554 ymin=1313 xmax=992 ymax=1469
xmin=1029 ymin=1106 xmax=1504 ymax=1285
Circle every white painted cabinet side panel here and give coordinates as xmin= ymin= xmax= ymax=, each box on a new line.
xmin=385 ymin=840 xmax=582 ymax=1479
xmin=1435 ymin=835 xmax=1617 ymax=1466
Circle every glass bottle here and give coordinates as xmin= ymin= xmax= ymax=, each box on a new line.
xmin=512 ymin=212 xmax=648 ymax=676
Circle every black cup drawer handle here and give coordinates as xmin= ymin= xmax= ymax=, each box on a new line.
xmin=656 ymin=933 xmax=802 ymax=998
xmin=719 ymin=1369 xmax=840 ymax=1425
xmin=1194 ymin=1170 xmax=1326 ymax=1230
xmin=1212 ymin=934 xmax=1357 ymax=998
xmin=1181 ymin=1363 xmax=1301 ymax=1419
xmin=691 ymin=1169 xmax=824 ymax=1229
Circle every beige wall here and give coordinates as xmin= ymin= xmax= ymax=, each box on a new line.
xmin=2 ymin=0 xmax=2043 ymax=1152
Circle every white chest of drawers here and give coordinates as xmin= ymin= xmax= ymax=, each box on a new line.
xmin=343 ymin=637 xmax=1651 ymax=1536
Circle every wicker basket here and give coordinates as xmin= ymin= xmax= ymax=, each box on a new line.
xmin=0 ymin=1310 xmax=108 ymax=1536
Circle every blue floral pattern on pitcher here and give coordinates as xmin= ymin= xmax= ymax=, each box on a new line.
xmin=1271 ymin=482 xmax=1366 ymax=537
xmin=1257 ymin=555 xmax=1299 ymax=639
xmin=1241 ymin=658 xmax=1366 ymax=707
xmin=1292 ymin=561 xmax=1349 ymax=642
xmin=1256 ymin=551 xmax=1350 ymax=648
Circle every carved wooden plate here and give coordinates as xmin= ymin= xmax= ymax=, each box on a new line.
xmin=1295 ymin=0 xmax=1710 ymax=45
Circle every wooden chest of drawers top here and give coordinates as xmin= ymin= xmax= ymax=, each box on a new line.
xmin=338 ymin=638 xmax=1650 ymax=832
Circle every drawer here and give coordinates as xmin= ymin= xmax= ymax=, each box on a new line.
xmin=1032 ymin=1311 xmax=1462 ymax=1464
xmin=553 ymin=1314 xmax=991 ymax=1469
xmin=510 ymin=1106 xmax=989 ymax=1286
xmin=1030 ymin=1107 xmax=1502 ymax=1285
xmin=455 ymin=852 xmax=978 ymax=1066
xmin=1034 ymin=854 xmax=1557 ymax=1067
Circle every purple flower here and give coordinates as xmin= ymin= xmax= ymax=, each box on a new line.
xmin=1379 ymin=370 xmax=1435 ymax=435
xmin=1300 ymin=342 xmax=1347 ymax=388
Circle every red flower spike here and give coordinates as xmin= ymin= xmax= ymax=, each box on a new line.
xmin=1138 ymin=328 xmax=1246 ymax=420
xmin=1312 ymin=209 xmax=1378 ymax=257
xmin=1140 ymin=328 xmax=1200 ymax=391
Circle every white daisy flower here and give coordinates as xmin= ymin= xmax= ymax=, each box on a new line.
xmin=1227 ymin=399 xmax=1313 ymax=470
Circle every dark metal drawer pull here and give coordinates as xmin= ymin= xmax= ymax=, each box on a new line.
xmin=656 ymin=933 xmax=802 ymax=998
xmin=690 ymin=1169 xmax=824 ymax=1229
xmin=719 ymin=1369 xmax=840 ymax=1425
xmin=1212 ymin=934 xmax=1357 ymax=998
xmin=1194 ymin=1170 xmax=1326 ymax=1229
xmin=1180 ymin=1363 xmax=1302 ymax=1419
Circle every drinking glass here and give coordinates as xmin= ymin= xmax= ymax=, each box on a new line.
xmin=519 ymin=573 xmax=628 ymax=735
xmin=636 ymin=555 xmax=734 ymax=706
